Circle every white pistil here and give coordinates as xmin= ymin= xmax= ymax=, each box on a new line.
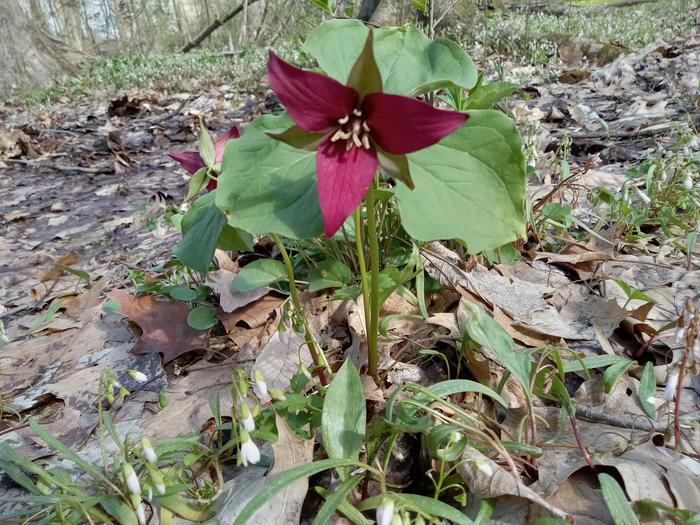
xmin=361 ymin=134 xmax=370 ymax=149
xmin=352 ymin=133 xmax=363 ymax=148
xmin=362 ymin=122 xmax=370 ymax=133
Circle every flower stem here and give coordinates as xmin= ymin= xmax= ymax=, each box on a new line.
xmin=353 ymin=207 xmax=371 ymax=334
xmin=271 ymin=233 xmax=329 ymax=386
xmin=365 ymin=188 xmax=380 ymax=383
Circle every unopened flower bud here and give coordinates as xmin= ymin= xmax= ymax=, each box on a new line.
xmin=136 ymin=503 xmax=146 ymax=525
xmin=693 ymin=339 xmax=700 ymax=361
xmin=376 ymin=498 xmax=395 ymax=525
xmin=664 ymin=367 xmax=679 ymax=401
xmin=239 ymin=402 xmax=255 ymax=432
xmin=128 ymin=370 xmax=148 ymax=383
xmin=123 ymin=463 xmax=141 ymax=496
xmin=150 ymin=470 xmax=166 ymax=495
xmin=475 ymin=459 xmax=494 ymax=477
xmin=252 ymin=368 xmax=269 ymax=401
xmin=684 ymin=175 xmax=694 ymax=190
xmin=141 ymin=436 xmax=157 ymax=464
xmin=269 ymin=388 xmax=286 ymax=401
xmin=239 ymin=428 xmax=261 ymax=466
xmin=635 ymin=187 xmax=651 ymax=204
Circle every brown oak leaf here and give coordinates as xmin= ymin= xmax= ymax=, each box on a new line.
xmin=108 ymin=290 xmax=209 ymax=363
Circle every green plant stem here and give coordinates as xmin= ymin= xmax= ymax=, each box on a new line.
xmin=353 ymin=207 xmax=371 ymax=332
xmin=365 ymin=188 xmax=381 ymax=383
xmin=271 ymin=233 xmax=329 ymax=386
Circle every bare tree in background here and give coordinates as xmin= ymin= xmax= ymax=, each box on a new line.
xmin=0 ymin=0 xmax=83 ymax=91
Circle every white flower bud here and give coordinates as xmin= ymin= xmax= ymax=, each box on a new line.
xmin=376 ymin=498 xmax=395 ymax=525
xmin=136 ymin=503 xmax=146 ymax=525
xmin=141 ymin=436 xmax=157 ymax=464
xmin=251 ymin=368 xmax=269 ymax=401
xmin=450 ymin=431 xmax=463 ymax=442
xmin=128 ymin=370 xmax=148 ymax=383
xmin=150 ymin=470 xmax=165 ymax=495
xmin=664 ymin=368 xmax=679 ymax=401
xmin=123 ymin=463 xmax=141 ymax=496
xmin=239 ymin=402 xmax=255 ymax=432
xmin=239 ymin=428 xmax=260 ymax=466
xmin=475 ymin=459 xmax=494 ymax=477
xmin=693 ymin=338 xmax=700 ymax=361
xmin=635 ymin=187 xmax=651 ymax=204
xmin=684 ymin=175 xmax=693 ymax=190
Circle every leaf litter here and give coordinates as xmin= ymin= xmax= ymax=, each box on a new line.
xmin=1 ymin=26 xmax=699 ymax=525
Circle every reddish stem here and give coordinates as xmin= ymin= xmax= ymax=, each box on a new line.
xmin=570 ymin=415 xmax=595 ymax=470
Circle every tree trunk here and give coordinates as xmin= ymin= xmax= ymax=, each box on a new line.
xmin=0 ymin=0 xmax=83 ymax=91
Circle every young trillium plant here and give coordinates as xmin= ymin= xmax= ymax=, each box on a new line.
xmin=267 ymin=31 xmax=468 ymax=236
xmin=170 ymin=125 xmax=240 ymax=192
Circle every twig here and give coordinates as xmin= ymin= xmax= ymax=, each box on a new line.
xmin=180 ymin=0 xmax=263 ymax=53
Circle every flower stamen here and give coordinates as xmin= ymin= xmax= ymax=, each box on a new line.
xmin=353 ymin=108 xmax=362 ymax=117
xmin=338 ymin=115 xmax=349 ymax=125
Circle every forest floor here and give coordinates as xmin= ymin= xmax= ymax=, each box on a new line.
xmin=1 ymin=9 xmax=700 ymax=525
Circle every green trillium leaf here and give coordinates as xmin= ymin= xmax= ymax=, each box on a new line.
xmin=216 ymin=113 xmax=323 ymax=239
xmin=304 ymin=19 xmax=477 ymax=96
xmin=345 ymin=29 xmax=382 ymax=99
xmin=396 ymin=110 xmax=527 ymax=253
xmin=173 ymin=191 xmax=252 ymax=273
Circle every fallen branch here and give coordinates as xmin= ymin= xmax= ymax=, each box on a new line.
xmin=180 ymin=0 xmax=263 ymax=53
xmin=505 ymin=0 xmax=660 ymax=16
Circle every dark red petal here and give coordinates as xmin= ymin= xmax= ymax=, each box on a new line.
xmin=206 ymin=179 xmax=217 ymax=192
xmin=268 ymin=51 xmax=358 ymax=133
xmin=169 ymin=151 xmax=205 ymax=174
xmin=316 ymin=138 xmax=377 ymax=237
xmin=363 ymin=93 xmax=468 ymax=154
xmin=214 ymin=126 xmax=240 ymax=162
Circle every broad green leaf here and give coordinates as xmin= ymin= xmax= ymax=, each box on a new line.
xmin=321 ymin=361 xmax=366 ymax=472
xmin=187 ymin=306 xmax=217 ymax=330
xmin=312 ymin=475 xmax=364 ymax=525
xmin=396 ymin=111 xmax=527 ymax=253
xmin=358 ymin=493 xmax=474 ymax=525
xmin=232 ymin=458 xmax=359 ymax=525
xmin=308 ymin=260 xmax=352 ymax=292
xmin=460 ymin=301 xmax=532 ymax=398
xmin=217 ymin=223 xmax=253 ymax=252
xmin=603 ymin=359 xmax=635 ymax=394
xmin=165 ymin=286 xmax=198 ymax=302
xmin=638 ymin=361 xmax=657 ymax=419
xmin=465 ymin=81 xmax=520 ymax=110
xmin=100 ymin=497 xmax=138 ymax=525
xmin=598 ymin=473 xmax=639 ymax=525
xmin=217 ymin=113 xmax=323 ymax=239
xmin=613 ymin=279 xmax=655 ymax=303
xmin=155 ymin=494 xmax=215 ymax=522
xmin=173 ymin=192 xmax=226 ymax=273
xmin=304 ymin=20 xmax=477 ymax=96
xmin=231 ymin=259 xmax=287 ymax=293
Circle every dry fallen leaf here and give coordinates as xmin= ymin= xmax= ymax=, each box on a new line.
xmin=107 ymin=289 xmax=209 ymax=363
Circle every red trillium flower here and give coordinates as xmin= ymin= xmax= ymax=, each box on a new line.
xmin=169 ymin=126 xmax=240 ymax=191
xmin=267 ymin=31 xmax=468 ymax=237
